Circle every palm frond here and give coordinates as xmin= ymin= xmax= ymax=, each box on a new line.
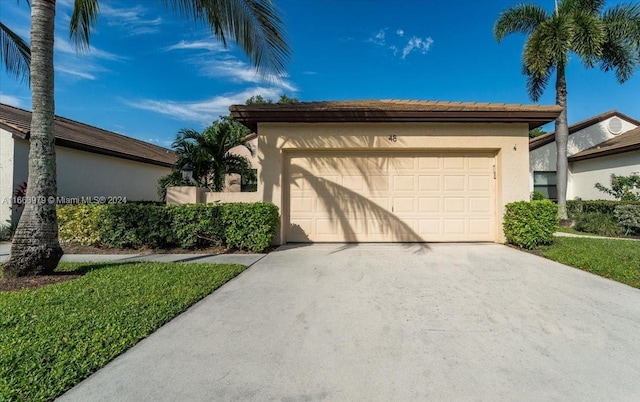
xmin=164 ymin=0 xmax=291 ymax=77
xmin=602 ymin=3 xmax=640 ymax=44
xmin=494 ymin=4 xmax=549 ymax=42
xmin=0 ymin=21 xmax=30 ymax=83
xmin=559 ymin=0 xmax=605 ymax=15
xmin=600 ymin=40 xmax=635 ymax=82
xmin=524 ymin=64 xmax=554 ymax=102
xmin=572 ymin=10 xmax=606 ymax=67
xmin=69 ymin=0 xmax=100 ymax=51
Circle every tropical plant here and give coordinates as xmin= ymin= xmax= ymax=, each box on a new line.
xmin=595 ymin=173 xmax=640 ymax=201
xmin=2 ymin=0 xmax=290 ymax=278
xmin=494 ymin=0 xmax=640 ymax=220
xmin=172 ymin=118 xmax=255 ymax=192
xmin=0 ymin=20 xmax=31 ymax=83
xmin=529 ymin=127 xmax=546 ymax=138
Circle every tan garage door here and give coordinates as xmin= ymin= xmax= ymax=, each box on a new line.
xmin=287 ymin=152 xmax=496 ymax=242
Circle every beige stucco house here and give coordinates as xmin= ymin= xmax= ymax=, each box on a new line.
xmin=226 ymin=100 xmax=560 ymax=244
xmin=529 ymin=110 xmax=640 ymax=200
xmin=0 ymin=103 xmax=176 ymax=227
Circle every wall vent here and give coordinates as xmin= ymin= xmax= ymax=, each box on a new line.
xmin=607 ymin=117 xmax=623 ymax=135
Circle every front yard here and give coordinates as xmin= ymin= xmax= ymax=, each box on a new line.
xmin=0 ymin=262 xmax=245 ymax=402
xmin=540 ymin=237 xmax=640 ymax=289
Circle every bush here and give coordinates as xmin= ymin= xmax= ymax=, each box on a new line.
xmin=503 ymin=200 xmax=558 ymax=249
xmin=530 ymin=190 xmax=547 ymax=201
xmin=614 ymin=204 xmax=640 ymax=236
xmin=222 ymin=203 xmax=279 ymax=252
xmin=170 ymin=204 xmax=224 ymax=248
xmin=566 ymin=200 xmax=639 ymax=220
xmin=57 ymin=202 xmax=279 ymax=252
xmin=574 ymin=212 xmax=621 ymax=237
xmin=57 ymin=204 xmax=105 ymax=246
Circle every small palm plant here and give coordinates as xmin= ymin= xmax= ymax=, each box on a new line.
xmin=170 ymin=118 xmax=255 ymax=192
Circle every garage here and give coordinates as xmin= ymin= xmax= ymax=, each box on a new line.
xmin=287 ymin=152 xmax=496 ymax=242
xmin=229 ymin=100 xmax=561 ymax=244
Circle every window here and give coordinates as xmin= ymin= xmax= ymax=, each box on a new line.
xmin=241 ymin=169 xmax=258 ymax=192
xmin=533 ymin=171 xmax=557 ymax=200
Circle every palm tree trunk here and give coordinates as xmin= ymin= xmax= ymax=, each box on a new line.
xmin=555 ymin=64 xmax=569 ymax=221
xmin=2 ymin=0 xmax=63 ymax=277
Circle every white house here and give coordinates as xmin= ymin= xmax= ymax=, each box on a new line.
xmin=0 ymin=103 xmax=177 ymax=227
xmin=529 ymin=110 xmax=640 ymax=200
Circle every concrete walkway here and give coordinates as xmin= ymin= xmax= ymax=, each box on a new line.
xmin=0 ymin=242 xmax=265 ymax=265
xmin=56 ymin=243 xmax=640 ymax=401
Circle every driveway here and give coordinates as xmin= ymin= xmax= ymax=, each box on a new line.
xmin=59 ymin=243 xmax=640 ymax=401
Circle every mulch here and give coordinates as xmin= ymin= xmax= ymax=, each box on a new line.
xmin=0 ymin=272 xmax=84 ymax=292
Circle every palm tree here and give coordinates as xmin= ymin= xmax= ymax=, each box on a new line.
xmin=172 ymin=118 xmax=254 ymax=192
xmin=494 ymin=0 xmax=640 ymax=220
xmin=0 ymin=21 xmax=31 ymax=83
xmin=2 ymin=0 xmax=290 ymax=278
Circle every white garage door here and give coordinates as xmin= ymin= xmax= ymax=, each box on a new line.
xmin=287 ymin=152 xmax=496 ymax=242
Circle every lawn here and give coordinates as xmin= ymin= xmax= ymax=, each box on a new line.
xmin=541 ymin=237 xmax=640 ymax=288
xmin=0 ymin=262 xmax=245 ymax=402
xmin=555 ymin=226 xmax=591 ymax=236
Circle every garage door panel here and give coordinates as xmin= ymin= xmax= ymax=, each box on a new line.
xmin=287 ymin=153 xmax=495 ymax=242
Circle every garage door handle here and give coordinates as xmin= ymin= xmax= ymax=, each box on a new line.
xmin=493 ymin=165 xmax=496 ymax=179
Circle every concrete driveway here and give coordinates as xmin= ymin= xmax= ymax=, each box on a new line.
xmin=59 ymin=243 xmax=640 ymax=401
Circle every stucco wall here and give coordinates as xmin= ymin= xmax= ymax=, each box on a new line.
xmin=257 ymin=122 xmax=530 ymax=244
xmin=569 ymin=151 xmax=640 ymax=200
xmin=54 ymin=145 xmax=170 ymax=200
xmin=0 ymin=129 xmax=15 ymax=227
xmin=529 ymin=116 xmax=638 ymax=192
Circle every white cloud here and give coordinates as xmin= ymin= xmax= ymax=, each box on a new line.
xmin=396 ymin=29 xmax=405 ymax=37
xmin=401 ymin=36 xmax=434 ymax=59
xmin=100 ymin=4 xmax=163 ymax=35
xmin=0 ymin=93 xmax=23 ymax=108
xmin=195 ymin=58 xmax=296 ymax=92
xmin=303 ymin=71 xmax=317 ymax=75
xmin=165 ymin=40 xmax=227 ymax=53
xmin=125 ymin=87 xmax=283 ymax=125
xmin=56 ymin=66 xmax=97 ymax=80
xmin=369 ymin=29 xmax=387 ymax=46
xmin=54 ymin=37 xmax=125 ymax=61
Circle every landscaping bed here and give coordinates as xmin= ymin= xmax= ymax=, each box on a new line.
xmin=0 ymin=261 xmax=246 ymax=401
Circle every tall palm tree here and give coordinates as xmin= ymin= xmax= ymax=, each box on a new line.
xmin=494 ymin=0 xmax=640 ymax=219
xmin=0 ymin=21 xmax=31 ymax=83
xmin=172 ymin=118 xmax=254 ymax=192
xmin=2 ymin=0 xmax=290 ymax=278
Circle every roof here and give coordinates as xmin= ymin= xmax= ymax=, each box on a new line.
xmin=568 ymin=126 xmax=640 ymax=161
xmin=229 ymin=100 xmax=562 ymax=131
xmin=0 ymin=103 xmax=177 ymax=167
xmin=529 ymin=110 xmax=640 ymax=151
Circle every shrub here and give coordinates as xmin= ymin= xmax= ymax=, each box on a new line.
xmin=503 ymin=200 xmax=558 ymax=249
xmin=566 ymin=200 xmax=639 ymax=220
xmin=0 ymin=224 xmax=12 ymax=241
xmin=594 ymin=173 xmax=640 ymax=201
xmin=614 ymin=204 xmax=640 ymax=236
xmin=222 ymin=202 xmax=279 ymax=252
xmin=574 ymin=212 xmax=621 ymax=237
xmin=170 ymin=204 xmax=224 ymax=248
xmin=530 ymin=190 xmax=547 ymax=201
xmin=57 ymin=202 xmax=279 ymax=252
xmin=57 ymin=204 xmax=105 ymax=246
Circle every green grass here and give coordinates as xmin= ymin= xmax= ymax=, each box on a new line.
xmin=555 ymin=226 xmax=591 ymax=236
xmin=541 ymin=237 xmax=640 ymax=288
xmin=0 ymin=262 xmax=245 ymax=402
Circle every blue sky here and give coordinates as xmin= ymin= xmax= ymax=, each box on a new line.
xmin=1 ymin=0 xmax=639 ymax=147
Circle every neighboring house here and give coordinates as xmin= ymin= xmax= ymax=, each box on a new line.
xmin=221 ymin=100 xmax=560 ymax=244
xmin=529 ymin=110 xmax=640 ymax=200
xmin=0 ymin=103 xmax=177 ymax=226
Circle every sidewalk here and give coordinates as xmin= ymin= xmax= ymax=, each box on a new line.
xmin=0 ymin=242 xmax=266 ymax=265
xmin=554 ymin=232 xmax=640 ymax=241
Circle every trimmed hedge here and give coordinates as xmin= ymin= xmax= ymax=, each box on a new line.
xmin=57 ymin=202 xmax=279 ymax=252
xmin=503 ymin=200 xmax=558 ymax=249
xmin=566 ymin=200 xmax=640 ymax=220
xmin=614 ymin=204 xmax=640 ymax=236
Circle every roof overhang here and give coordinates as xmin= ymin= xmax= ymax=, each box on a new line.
xmin=569 ymin=143 xmax=640 ymax=162
xmin=230 ymin=101 xmax=562 ymax=132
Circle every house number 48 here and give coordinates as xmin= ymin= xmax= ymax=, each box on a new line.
xmin=388 ymin=135 xmax=397 ymax=142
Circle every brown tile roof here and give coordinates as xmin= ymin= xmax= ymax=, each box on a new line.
xmin=230 ymin=99 xmax=562 ymax=131
xmin=568 ymin=126 xmax=640 ymax=161
xmin=529 ymin=110 xmax=640 ymax=151
xmin=0 ymin=103 xmax=177 ymax=167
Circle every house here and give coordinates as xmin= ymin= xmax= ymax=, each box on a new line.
xmin=0 ymin=103 xmax=177 ymax=227
xmin=529 ymin=110 xmax=640 ymax=200
xmin=223 ymin=100 xmax=560 ymax=244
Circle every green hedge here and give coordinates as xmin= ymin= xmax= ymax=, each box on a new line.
xmin=503 ymin=200 xmax=558 ymax=249
xmin=57 ymin=202 xmax=279 ymax=252
xmin=566 ymin=200 xmax=640 ymax=220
